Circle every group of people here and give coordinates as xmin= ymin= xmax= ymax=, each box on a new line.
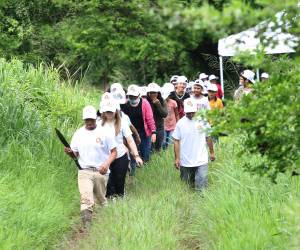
xmin=64 ymin=69 xmax=267 ymax=228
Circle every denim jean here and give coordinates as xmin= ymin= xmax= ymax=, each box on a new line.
xmin=163 ymin=130 xmax=173 ymax=149
xmin=180 ymin=164 xmax=208 ymax=191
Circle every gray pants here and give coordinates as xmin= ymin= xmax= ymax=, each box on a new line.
xmin=180 ymin=164 xmax=208 ymax=191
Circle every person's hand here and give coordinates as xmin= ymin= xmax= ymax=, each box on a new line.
xmin=99 ymin=163 xmax=109 ymax=175
xmin=151 ymin=134 xmax=156 ymax=143
xmin=64 ymin=147 xmax=74 ymax=157
xmin=174 ymin=159 xmax=180 ymax=170
xmin=152 ymin=99 xmax=160 ymax=104
xmin=135 ymin=135 xmax=141 ymax=145
xmin=135 ymin=156 xmax=143 ymax=167
xmin=210 ymin=153 xmax=216 ymax=162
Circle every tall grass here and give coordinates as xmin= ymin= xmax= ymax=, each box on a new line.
xmin=67 ymin=138 xmax=300 ymax=250
xmin=0 ymin=59 xmax=98 ymax=249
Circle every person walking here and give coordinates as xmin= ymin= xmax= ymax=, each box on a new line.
xmin=146 ymin=82 xmax=168 ymax=151
xmin=207 ymin=84 xmax=224 ymax=111
xmin=172 ymin=98 xmax=215 ymax=191
xmin=121 ymin=84 xmax=156 ymax=162
xmin=190 ymin=80 xmax=210 ymax=111
xmin=234 ymin=70 xmax=255 ymax=101
xmin=64 ymin=105 xmax=117 ymax=228
xmin=169 ymin=76 xmax=190 ymax=119
xmin=161 ymin=83 xmax=179 ymax=149
xmin=99 ymin=98 xmax=142 ymax=198
xmin=209 ymin=75 xmax=223 ymax=99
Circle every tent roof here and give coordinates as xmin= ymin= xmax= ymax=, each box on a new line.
xmin=218 ymin=11 xmax=299 ymax=57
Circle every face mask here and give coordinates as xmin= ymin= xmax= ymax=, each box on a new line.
xmin=129 ymin=97 xmax=140 ymax=106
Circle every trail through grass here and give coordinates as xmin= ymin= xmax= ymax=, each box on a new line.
xmin=62 ymin=139 xmax=300 ymax=250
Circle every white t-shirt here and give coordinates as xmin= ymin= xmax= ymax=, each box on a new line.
xmin=172 ymin=116 xmax=211 ymax=167
xmin=70 ymin=126 xmax=116 ymax=173
xmin=97 ymin=119 xmax=132 ymax=159
xmin=121 ymin=111 xmax=131 ymax=127
xmin=191 ymin=95 xmax=210 ymax=111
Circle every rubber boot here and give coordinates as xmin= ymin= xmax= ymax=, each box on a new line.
xmin=81 ymin=209 xmax=92 ymax=229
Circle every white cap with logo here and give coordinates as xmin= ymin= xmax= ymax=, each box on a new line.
xmin=241 ymin=69 xmax=256 ymax=83
xmin=110 ymin=83 xmax=123 ymax=93
xmin=112 ymin=89 xmax=126 ymax=105
xmin=209 ymin=74 xmax=218 ymax=81
xmin=83 ymin=105 xmax=97 ymax=120
xmin=139 ymin=86 xmax=148 ymax=96
xmin=147 ymin=82 xmax=161 ymax=93
xmin=207 ymin=83 xmax=218 ymax=92
xmin=184 ymin=98 xmax=197 ymax=113
xmin=127 ymin=84 xmax=140 ymax=97
xmin=100 ymin=99 xmax=117 ymax=113
xmin=177 ymin=76 xmax=188 ymax=84
xmin=199 ymin=73 xmax=209 ymax=80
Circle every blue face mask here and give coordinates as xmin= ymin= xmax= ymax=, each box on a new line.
xmin=129 ymin=97 xmax=140 ymax=106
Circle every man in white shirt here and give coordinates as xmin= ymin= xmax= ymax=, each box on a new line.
xmin=172 ymin=98 xmax=215 ymax=190
xmin=64 ymin=105 xmax=117 ymax=228
xmin=191 ymin=80 xmax=210 ymax=111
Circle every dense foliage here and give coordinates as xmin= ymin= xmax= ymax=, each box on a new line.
xmin=0 ymin=0 xmax=289 ymax=85
xmin=210 ymin=57 xmax=300 ymax=180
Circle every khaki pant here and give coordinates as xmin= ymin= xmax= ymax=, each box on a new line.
xmin=78 ymin=169 xmax=108 ymax=211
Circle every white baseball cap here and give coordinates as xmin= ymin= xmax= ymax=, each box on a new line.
xmin=241 ymin=70 xmax=255 ymax=83
xmin=170 ymin=75 xmax=179 ymax=83
xmin=199 ymin=73 xmax=209 ymax=79
xmin=177 ymin=76 xmax=188 ymax=84
xmin=163 ymin=82 xmax=175 ymax=92
xmin=101 ymin=92 xmax=113 ymax=102
xmin=207 ymin=83 xmax=218 ymax=92
xmin=110 ymin=83 xmax=123 ymax=93
xmin=193 ymin=79 xmax=205 ymax=88
xmin=100 ymin=100 xmax=117 ymax=113
xmin=161 ymin=86 xmax=171 ymax=100
xmin=261 ymin=72 xmax=269 ymax=79
xmin=127 ymin=84 xmax=140 ymax=97
xmin=139 ymin=86 xmax=148 ymax=96
xmin=82 ymin=105 xmax=97 ymax=120
xmin=147 ymin=82 xmax=161 ymax=93
xmin=209 ymin=75 xmax=218 ymax=81
xmin=112 ymin=89 xmax=126 ymax=104
xmin=184 ymin=98 xmax=197 ymax=113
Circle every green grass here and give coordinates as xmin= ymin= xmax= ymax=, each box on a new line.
xmin=65 ymin=138 xmax=300 ymax=250
xmin=0 ymin=59 xmax=99 ymax=249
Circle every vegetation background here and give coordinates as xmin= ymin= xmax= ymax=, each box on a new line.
xmin=0 ymin=0 xmax=299 ymax=249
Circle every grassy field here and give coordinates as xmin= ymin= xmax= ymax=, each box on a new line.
xmin=0 ymin=59 xmax=99 ymax=249
xmin=63 ymin=138 xmax=300 ymax=250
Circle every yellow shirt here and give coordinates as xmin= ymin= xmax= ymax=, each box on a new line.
xmin=209 ymin=98 xmax=224 ymax=111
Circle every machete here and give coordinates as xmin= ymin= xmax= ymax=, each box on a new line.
xmin=55 ymin=128 xmax=82 ymax=170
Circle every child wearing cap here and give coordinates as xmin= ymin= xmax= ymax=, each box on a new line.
xmin=64 ymin=105 xmax=117 ymax=228
xmin=207 ymin=84 xmax=224 ymax=111
xmin=172 ymin=98 xmax=215 ymax=191
xmin=146 ymin=83 xmax=168 ymax=152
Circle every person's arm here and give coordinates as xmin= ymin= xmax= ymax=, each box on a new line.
xmin=64 ymin=147 xmax=79 ymax=158
xmin=143 ymin=99 xmax=157 ymax=143
xmin=206 ymin=137 xmax=215 ymax=161
xmin=125 ymin=135 xmax=143 ymax=166
xmin=173 ymin=139 xmax=180 ymax=169
xmin=129 ymin=124 xmax=141 ymax=145
xmin=174 ymin=107 xmax=179 ymax=122
xmin=153 ymin=100 xmax=168 ymax=118
xmin=99 ymin=148 xmax=117 ymax=175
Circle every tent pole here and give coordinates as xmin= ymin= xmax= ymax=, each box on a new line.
xmin=219 ymin=56 xmax=224 ymax=99
xmin=256 ymin=68 xmax=260 ymax=82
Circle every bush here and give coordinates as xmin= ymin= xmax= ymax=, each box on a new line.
xmin=210 ymin=57 xmax=300 ymax=180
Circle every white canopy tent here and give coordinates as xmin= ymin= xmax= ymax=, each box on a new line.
xmin=217 ymin=11 xmax=299 ymax=98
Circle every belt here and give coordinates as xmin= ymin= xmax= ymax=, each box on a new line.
xmin=83 ymin=167 xmax=99 ymax=172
